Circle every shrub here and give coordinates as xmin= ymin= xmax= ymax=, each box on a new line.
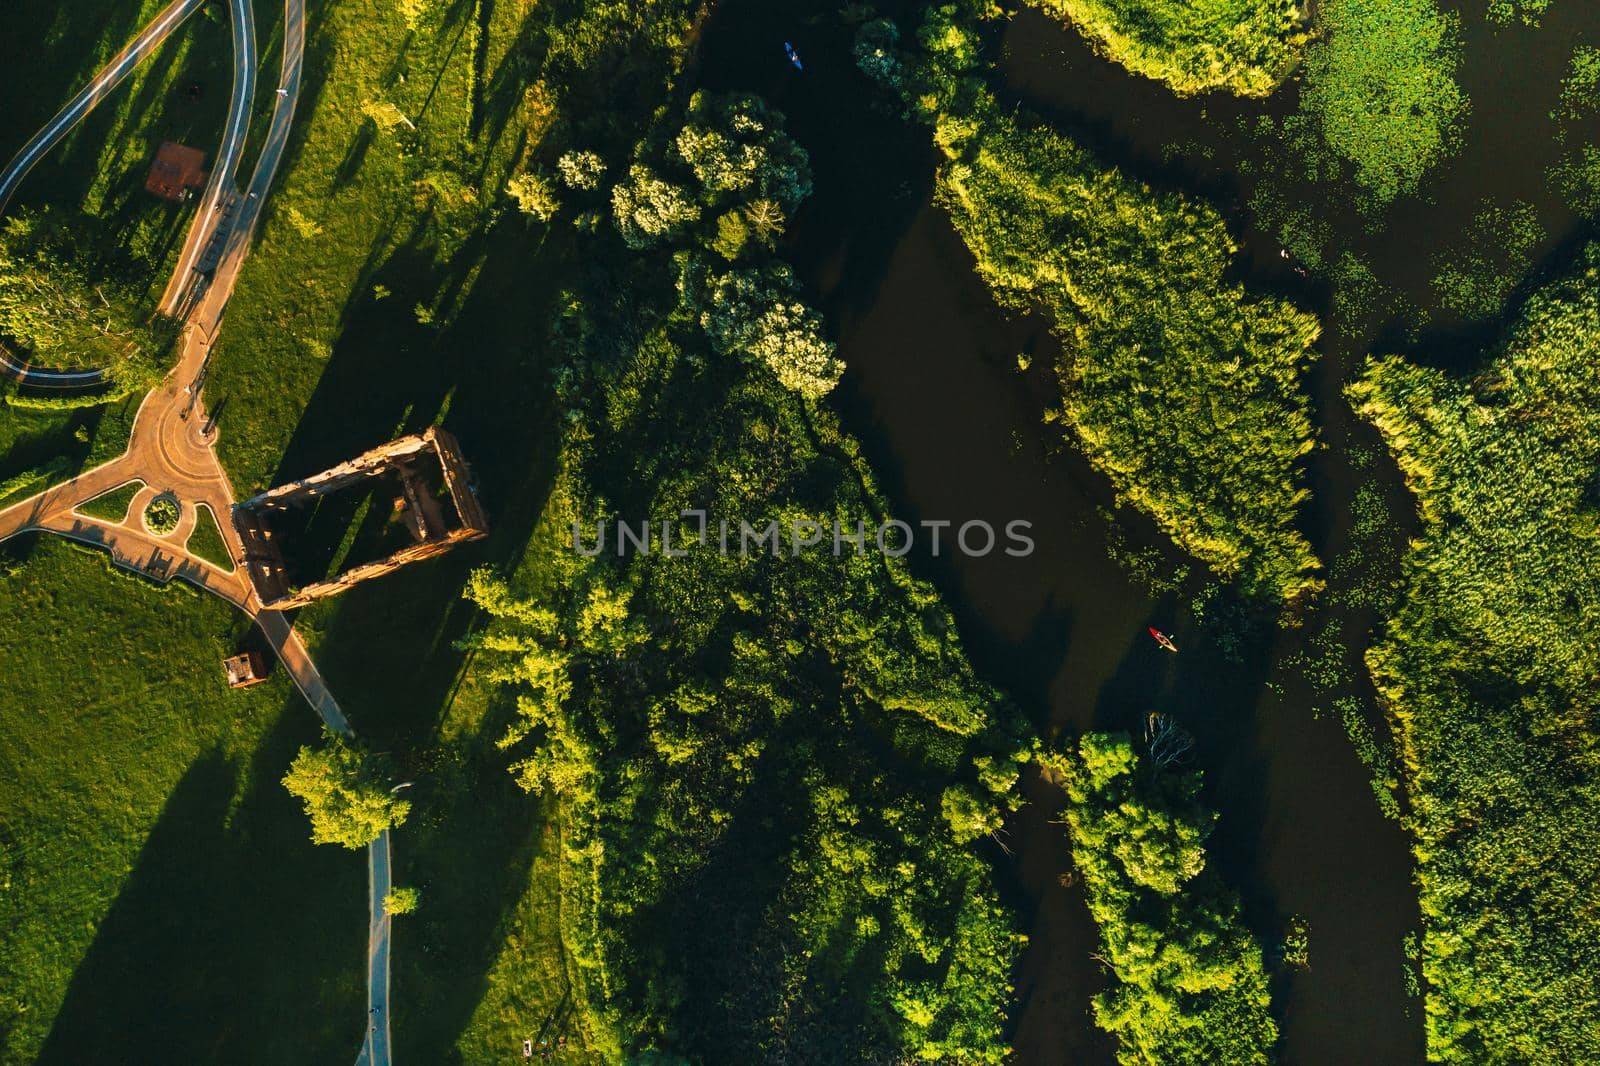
xmin=142 ymin=496 xmax=180 ymax=535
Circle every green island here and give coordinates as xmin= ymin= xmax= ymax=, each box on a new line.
xmin=1350 ymin=245 xmax=1600 ymax=1062
xmin=871 ymin=1 xmax=1324 ymax=608
xmin=1048 ymin=731 xmax=1276 ymax=1064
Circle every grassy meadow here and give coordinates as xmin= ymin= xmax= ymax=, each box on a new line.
xmin=0 ymin=535 xmax=362 ymax=1064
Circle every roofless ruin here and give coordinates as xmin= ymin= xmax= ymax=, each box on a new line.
xmin=233 ymin=427 xmax=488 ymax=609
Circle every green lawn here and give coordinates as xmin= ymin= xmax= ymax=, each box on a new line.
xmin=186 ymin=501 xmax=234 ymax=569
xmin=201 ymin=0 xmax=704 ymax=1052
xmin=75 ymin=479 xmax=144 ymax=523
xmin=206 ymin=0 xmax=540 ymax=494
xmin=0 ymin=395 xmax=140 ymax=510
xmin=0 ymin=535 xmax=363 ymax=1065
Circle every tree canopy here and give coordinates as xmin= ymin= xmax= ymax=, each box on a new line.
xmin=869 ymin=3 xmax=1323 ymax=607
xmin=281 ymin=730 xmax=411 ymax=850
xmin=1053 ymin=733 xmax=1278 ymax=1064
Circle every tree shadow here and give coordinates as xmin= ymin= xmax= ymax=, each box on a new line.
xmin=393 ymin=696 xmax=557 ymax=1063
xmin=35 ymin=703 xmax=364 ymax=1064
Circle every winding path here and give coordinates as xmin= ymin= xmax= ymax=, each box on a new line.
xmin=0 ymin=0 xmax=393 ymax=1061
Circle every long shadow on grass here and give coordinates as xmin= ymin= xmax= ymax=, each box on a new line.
xmin=394 ymin=694 xmax=560 ymax=1062
xmin=36 ymin=702 xmax=363 ymax=1065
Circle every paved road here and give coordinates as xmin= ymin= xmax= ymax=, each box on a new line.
xmin=158 ymin=0 xmax=258 ymax=317
xmin=355 ymin=830 xmax=394 ymax=1066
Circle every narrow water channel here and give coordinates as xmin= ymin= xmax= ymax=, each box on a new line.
xmin=694 ymin=2 xmax=1450 ymax=1062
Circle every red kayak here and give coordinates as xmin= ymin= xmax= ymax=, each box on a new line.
xmin=1148 ymin=626 xmax=1178 ymax=653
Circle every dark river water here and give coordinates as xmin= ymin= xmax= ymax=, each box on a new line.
xmin=697 ymin=1 xmax=1599 ymax=1062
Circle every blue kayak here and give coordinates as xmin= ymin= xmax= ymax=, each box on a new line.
xmin=784 ymin=41 xmax=804 ymax=71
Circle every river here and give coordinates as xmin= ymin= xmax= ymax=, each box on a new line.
xmin=694 ymin=0 xmax=1596 ymax=1062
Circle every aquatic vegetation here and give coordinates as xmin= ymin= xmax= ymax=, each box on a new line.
xmin=1555 ymin=45 xmax=1600 ymax=120
xmin=1429 ymin=199 xmax=1545 ymax=321
xmin=1487 ymin=0 xmax=1551 ymax=26
xmin=875 ymin=4 xmax=1324 ymax=608
xmin=1050 ymin=733 xmax=1279 ymax=1064
xmin=1282 ymin=914 xmax=1311 ymax=970
xmin=1351 ymin=243 xmax=1600 ymax=1062
xmin=1299 ymin=0 xmax=1467 ymax=205
xmin=1026 ymin=0 xmax=1309 ymax=96
xmin=1552 ymin=47 xmax=1600 ymax=218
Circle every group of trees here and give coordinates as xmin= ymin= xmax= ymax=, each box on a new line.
xmin=451 ymin=86 xmax=1027 ymax=1061
xmin=1349 ymin=244 xmax=1600 ymax=1062
xmin=863 ymin=3 xmax=1324 ymax=608
xmin=0 ymin=207 xmax=173 ymax=388
xmin=508 ymin=91 xmax=842 ymax=399
xmin=608 ymin=91 xmax=843 ymax=398
xmin=1028 ymin=0 xmax=1309 ymax=96
xmin=1047 ymin=733 xmax=1278 ymax=1064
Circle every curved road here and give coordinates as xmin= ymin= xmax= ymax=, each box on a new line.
xmin=158 ymin=0 xmax=257 ymax=317
xmin=1 ymin=1 xmax=395 ymax=1062
xmin=0 ymin=0 xmax=253 ymax=386
xmin=0 ymin=0 xmax=207 ymax=217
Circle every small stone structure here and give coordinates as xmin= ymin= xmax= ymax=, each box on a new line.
xmin=145 ymin=141 xmax=208 ymax=202
xmin=233 ymin=426 xmax=489 ymax=609
xmin=223 ymin=651 xmax=269 ymax=688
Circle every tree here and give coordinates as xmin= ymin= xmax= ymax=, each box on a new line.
xmin=281 ymin=730 xmax=411 ymax=849
xmin=701 ymin=264 xmax=842 ymax=399
xmin=383 ymin=886 xmax=420 ymax=916
xmin=557 ymin=149 xmax=606 ymax=191
xmin=710 ymin=209 xmax=751 ymax=260
xmin=942 ymin=784 xmax=1002 ymax=843
xmin=743 ymin=198 xmax=786 ymax=243
xmin=611 ymin=164 xmax=701 ymax=248
xmin=507 ymin=171 xmax=560 ymax=222
xmin=673 ymin=92 xmax=812 ymax=213
xmin=854 ymin=18 xmax=904 ymax=89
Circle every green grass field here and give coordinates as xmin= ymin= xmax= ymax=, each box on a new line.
xmin=0 ymin=535 xmax=363 ymax=1064
xmin=75 ymin=479 xmax=144 ymax=523
xmin=0 ymin=395 xmax=139 ymax=510
xmin=186 ymin=501 xmax=234 ymax=569
xmin=206 ymin=0 xmax=543 ymax=494
xmin=195 ymin=0 xmax=696 ymax=1052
